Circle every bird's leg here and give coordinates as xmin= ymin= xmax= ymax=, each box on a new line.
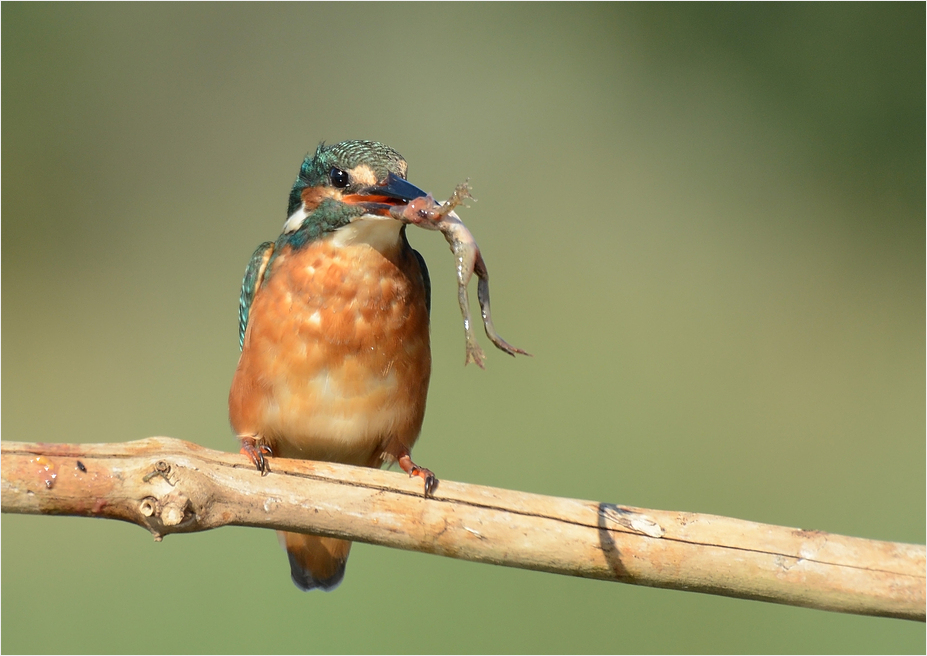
xmin=393 ymin=445 xmax=438 ymax=497
xmin=239 ymin=435 xmax=273 ymax=476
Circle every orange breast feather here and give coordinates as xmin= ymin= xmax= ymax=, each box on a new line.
xmin=228 ymin=237 xmax=431 ymax=467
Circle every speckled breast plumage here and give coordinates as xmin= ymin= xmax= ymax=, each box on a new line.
xmin=228 ymin=235 xmax=431 ymax=467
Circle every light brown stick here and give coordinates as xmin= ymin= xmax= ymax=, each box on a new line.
xmin=2 ymin=438 xmax=923 ymax=622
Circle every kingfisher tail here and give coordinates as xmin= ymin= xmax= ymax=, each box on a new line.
xmin=278 ymin=531 xmax=351 ymax=592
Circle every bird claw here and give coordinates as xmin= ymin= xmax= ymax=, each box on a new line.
xmin=240 ymin=437 xmax=273 ymax=476
xmin=413 ymin=466 xmax=439 ymax=497
xmin=398 ymin=454 xmax=438 ymax=497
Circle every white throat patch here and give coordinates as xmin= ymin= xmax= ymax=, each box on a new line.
xmin=330 ymin=214 xmax=403 ymax=252
xmin=283 ymin=205 xmax=309 ymax=234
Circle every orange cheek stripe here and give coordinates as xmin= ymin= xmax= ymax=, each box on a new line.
xmin=301 ymin=186 xmax=337 ymax=210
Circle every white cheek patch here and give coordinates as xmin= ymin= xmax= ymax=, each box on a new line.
xmin=283 ymin=205 xmax=309 ymax=234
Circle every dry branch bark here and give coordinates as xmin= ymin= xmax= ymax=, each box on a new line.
xmin=2 ymin=438 xmax=924 ymax=621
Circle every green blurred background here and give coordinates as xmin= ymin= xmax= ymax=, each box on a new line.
xmin=3 ymin=3 xmax=924 ymax=653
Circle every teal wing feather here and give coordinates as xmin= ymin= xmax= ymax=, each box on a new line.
xmin=238 ymin=242 xmax=275 ymax=350
xmin=412 ymin=247 xmax=430 ymax=315
xmin=403 ymin=227 xmax=430 ymax=315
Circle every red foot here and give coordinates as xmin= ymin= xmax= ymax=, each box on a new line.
xmin=398 ymin=454 xmax=438 ymax=497
xmin=240 ymin=437 xmax=273 ymax=476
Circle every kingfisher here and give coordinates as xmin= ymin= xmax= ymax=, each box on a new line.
xmin=229 ymin=140 xmax=436 ymax=591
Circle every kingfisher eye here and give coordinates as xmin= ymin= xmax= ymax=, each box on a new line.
xmin=329 ymin=167 xmax=349 ymax=188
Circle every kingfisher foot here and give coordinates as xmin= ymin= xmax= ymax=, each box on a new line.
xmin=398 ymin=454 xmax=438 ymax=497
xmin=240 ymin=437 xmax=273 ymax=476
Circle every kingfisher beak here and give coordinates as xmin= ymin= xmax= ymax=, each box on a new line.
xmin=342 ymin=172 xmax=429 ymax=217
xmin=370 ymin=172 xmax=428 ymax=203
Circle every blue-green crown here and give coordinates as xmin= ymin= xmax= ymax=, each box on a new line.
xmin=286 ymin=140 xmax=409 ymax=216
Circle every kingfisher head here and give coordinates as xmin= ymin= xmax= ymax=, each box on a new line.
xmin=282 ymin=141 xmax=428 ymax=246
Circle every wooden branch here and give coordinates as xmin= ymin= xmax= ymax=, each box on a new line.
xmin=2 ymin=438 xmax=923 ymax=621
